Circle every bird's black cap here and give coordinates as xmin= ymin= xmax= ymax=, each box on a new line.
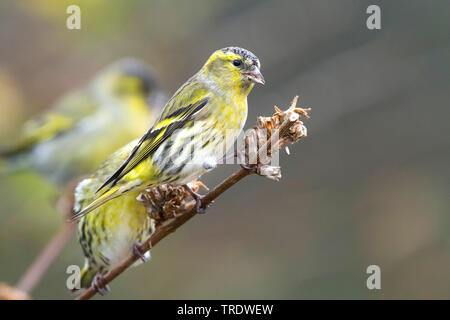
xmin=221 ymin=47 xmax=260 ymax=67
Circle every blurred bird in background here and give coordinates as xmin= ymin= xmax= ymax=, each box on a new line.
xmin=2 ymin=58 xmax=163 ymax=294
xmin=72 ymin=46 xmax=264 ymax=220
xmin=0 ymin=58 xmax=163 ymax=186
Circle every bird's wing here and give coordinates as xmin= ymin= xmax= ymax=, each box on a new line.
xmin=0 ymin=91 xmax=98 ymax=157
xmin=96 ymin=82 xmax=210 ymax=194
xmin=70 ymin=94 xmax=210 ymax=221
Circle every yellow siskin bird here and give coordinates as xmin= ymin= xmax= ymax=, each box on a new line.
xmin=74 ymin=139 xmax=155 ymax=293
xmin=71 ymin=46 xmax=264 ymax=221
xmin=0 ymin=58 xmax=163 ymax=186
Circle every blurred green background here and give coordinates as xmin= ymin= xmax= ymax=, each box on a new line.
xmin=0 ymin=0 xmax=449 ymax=299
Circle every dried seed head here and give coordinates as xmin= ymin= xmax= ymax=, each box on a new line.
xmin=138 ymin=180 xmax=205 ymax=221
xmin=241 ymin=95 xmax=310 ymax=180
xmin=257 ymin=165 xmax=282 ymax=182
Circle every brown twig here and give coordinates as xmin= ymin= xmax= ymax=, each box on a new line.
xmin=0 ymin=283 xmax=31 ymax=300
xmin=76 ymin=96 xmax=309 ymax=300
xmin=16 ymin=222 xmax=76 ymax=293
xmin=16 ymin=180 xmax=80 ymax=293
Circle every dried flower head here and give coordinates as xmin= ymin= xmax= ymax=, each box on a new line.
xmin=137 ymin=180 xmax=205 ymax=221
xmin=243 ymin=96 xmax=310 ymax=179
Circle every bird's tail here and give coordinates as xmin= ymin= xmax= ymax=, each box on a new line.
xmin=0 ymin=155 xmax=30 ymax=176
xmin=69 ymin=261 xmax=98 ymax=293
xmin=0 ymin=143 xmax=26 ymax=158
xmin=80 ymin=265 xmax=97 ymax=289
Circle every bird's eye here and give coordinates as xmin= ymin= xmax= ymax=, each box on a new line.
xmin=232 ymin=59 xmax=242 ymax=67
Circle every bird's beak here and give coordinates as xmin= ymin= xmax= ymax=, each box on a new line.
xmin=245 ymin=66 xmax=265 ymax=85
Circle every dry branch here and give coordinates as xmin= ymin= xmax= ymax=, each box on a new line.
xmin=76 ymin=96 xmax=309 ymax=300
xmin=16 ymin=180 xmax=80 ymax=293
xmin=0 ymin=283 xmax=31 ymax=300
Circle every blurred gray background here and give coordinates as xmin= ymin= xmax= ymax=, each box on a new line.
xmin=0 ymin=0 xmax=449 ymax=299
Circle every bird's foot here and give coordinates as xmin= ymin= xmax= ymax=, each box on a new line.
xmin=132 ymin=242 xmax=149 ymax=263
xmin=91 ymin=272 xmax=110 ymax=296
xmin=183 ymin=184 xmax=212 ymax=214
xmin=240 ymin=163 xmax=259 ymax=173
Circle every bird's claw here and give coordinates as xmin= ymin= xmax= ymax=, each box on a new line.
xmin=240 ymin=163 xmax=258 ymax=173
xmin=91 ymin=272 xmax=110 ymax=296
xmin=132 ymin=242 xmax=149 ymax=262
xmin=195 ymin=198 xmax=214 ymax=214
xmin=183 ymin=184 xmax=212 ymax=214
xmin=190 ymin=192 xmax=209 ymax=214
